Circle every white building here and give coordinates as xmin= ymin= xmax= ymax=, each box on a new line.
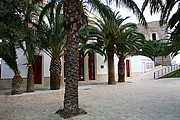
xmin=1 ymin=21 xmax=171 ymax=90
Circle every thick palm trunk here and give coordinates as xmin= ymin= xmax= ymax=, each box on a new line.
xmin=26 ymin=65 xmax=35 ymax=92
xmin=107 ymin=47 xmax=116 ymax=84
xmin=118 ymin=58 xmax=125 ymax=82
xmin=50 ymin=56 xmax=61 ymax=90
xmin=12 ymin=73 xmax=24 ymax=95
xmin=56 ymin=0 xmax=86 ymax=118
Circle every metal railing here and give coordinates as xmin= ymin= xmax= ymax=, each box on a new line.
xmin=154 ymin=64 xmax=180 ymax=79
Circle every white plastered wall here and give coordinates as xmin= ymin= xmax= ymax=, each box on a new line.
xmin=1 ymin=49 xmax=51 ymax=79
xmin=96 ymin=54 xmax=107 ymax=74
xmin=1 ymin=49 xmax=27 ymax=78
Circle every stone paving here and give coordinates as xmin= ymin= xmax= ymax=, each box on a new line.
xmin=0 ymin=71 xmax=180 ymax=120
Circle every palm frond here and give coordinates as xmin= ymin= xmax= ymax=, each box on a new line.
xmin=37 ymin=2 xmax=66 ymax=58
xmin=0 ymin=41 xmax=19 ymax=74
xmin=86 ymin=0 xmax=114 ymax=21
xmin=37 ymin=2 xmax=54 ymax=30
xmin=141 ymin=0 xmax=163 ymax=14
xmin=108 ymin=0 xmax=147 ymax=26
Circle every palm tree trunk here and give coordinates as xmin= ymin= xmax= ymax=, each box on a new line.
xmin=118 ymin=58 xmax=125 ymax=82
xmin=12 ymin=73 xmax=24 ymax=95
xmin=107 ymin=48 xmax=116 ymax=84
xmin=50 ymin=56 xmax=61 ymax=90
xmin=154 ymin=56 xmax=156 ymax=66
xmin=26 ymin=65 xmax=35 ymax=92
xmin=56 ymin=0 xmax=86 ymax=118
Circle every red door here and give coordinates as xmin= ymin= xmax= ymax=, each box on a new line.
xmin=126 ymin=60 xmax=130 ymax=77
xmin=78 ymin=51 xmax=84 ymax=81
xmin=63 ymin=50 xmax=84 ymax=81
xmin=33 ymin=56 xmax=42 ymax=84
xmin=88 ymin=52 xmax=95 ymax=80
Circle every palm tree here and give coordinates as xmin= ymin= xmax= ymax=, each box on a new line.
xmin=79 ymin=22 xmax=105 ymax=57
xmin=115 ymin=25 xmax=146 ymax=82
xmin=0 ymin=41 xmax=24 ymax=94
xmin=47 ymin=0 xmax=147 ymax=117
xmin=161 ymin=1 xmax=180 ymax=55
xmin=63 ymin=0 xmax=87 ymax=116
xmin=88 ymin=12 xmax=130 ymax=84
xmin=141 ymin=0 xmax=163 ymax=14
xmin=141 ymin=0 xmax=180 ymax=51
xmin=51 ymin=0 xmax=88 ymax=118
xmin=38 ymin=2 xmax=66 ymax=90
xmin=55 ymin=0 xmax=116 ymax=117
xmin=141 ymin=0 xmax=179 ymax=29
xmin=85 ymin=12 xmax=147 ymax=83
xmin=135 ymin=39 xmax=168 ymax=66
xmin=88 ymin=0 xmax=148 ymax=26
xmin=0 ymin=0 xmax=29 ymax=94
xmin=19 ymin=31 xmax=38 ymax=92
xmin=135 ymin=40 xmax=156 ymax=61
xmin=19 ymin=1 xmax=41 ymax=92
xmin=164 ymin=34 xmax=180 ymax=57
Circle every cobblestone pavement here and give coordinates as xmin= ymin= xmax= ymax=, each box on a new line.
xmin=0 ymin=76 xmax=180 ymax=120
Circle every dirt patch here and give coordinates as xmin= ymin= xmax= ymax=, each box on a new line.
xmin=56 ymin=108 xmax=87 ymax=119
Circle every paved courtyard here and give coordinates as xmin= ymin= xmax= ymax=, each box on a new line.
xmin=0 ymin=72 xmax=180 ymax=120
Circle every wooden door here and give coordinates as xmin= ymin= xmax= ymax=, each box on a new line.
xmin=64 ymin=50 xmax=84 ymax=81
xmin=126 ymin=60 xmax=130 ymax=77
xmin=78 ymin=51 xmax=84 ymax=81
xmin=88 ymin=52 xmax=95 ymax=80
xmin=33 ymin=56 xmax=42 ymax=84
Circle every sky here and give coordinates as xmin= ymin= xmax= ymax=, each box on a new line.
xmin=110 ymin=0 xmax=160 ymax=23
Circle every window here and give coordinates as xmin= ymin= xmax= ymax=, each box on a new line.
xmin=146 ymin=63 xmax=150 ymax=69
xmin=146 ymin=62 xmax=154 ymax=69
xmin=152 ymin=33 xmax=156 ymax=40
xmin=150 ymin=63 xmax=154 ymax=69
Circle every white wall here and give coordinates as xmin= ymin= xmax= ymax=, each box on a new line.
xmin=1 ymin=49 xmax=27 ymax=78
xmin=1 ymin=60 xmax=14 ymax=78
xmin=130 ymin=55 xmax=154 ymax=73
xmin=43 ymin=52 xmax=51 ymax=77
xmin=96 ymin=53 xmax=119 ymax=75
xmin=141 ymin=56 xmax=154 ymax=72
xmin=95 ymin=53 xmax=155 ymax=76
xmin=114 ymin=54 xmax=118 ymax=74
xmin=172 ymin=54 xmax=180 ymax=64
xmin=1 ymin=48 xmax=155 ymax=79
xmin=131 ymin=56 xmax=143 ymax=73
xmin=96 ymin=54 xmax=107 ymax=74
xmin=1 ymin=49 xmax=52 ymax=79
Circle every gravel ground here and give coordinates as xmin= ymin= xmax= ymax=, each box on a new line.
xmin=0 ymin=78 xmax=180 ymax=120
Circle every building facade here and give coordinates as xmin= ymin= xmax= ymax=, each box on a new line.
xmin=0 ymin=21 xmax=171 ymax=90
xmin=137 ymin=21 xmax=172 ymax=66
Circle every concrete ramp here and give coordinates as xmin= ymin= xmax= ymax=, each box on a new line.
xmin=130 ymin=65 xmax=167 ymax=81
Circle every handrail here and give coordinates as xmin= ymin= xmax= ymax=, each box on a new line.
xmin=154 ymin=64 xmax=180 ymax=79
